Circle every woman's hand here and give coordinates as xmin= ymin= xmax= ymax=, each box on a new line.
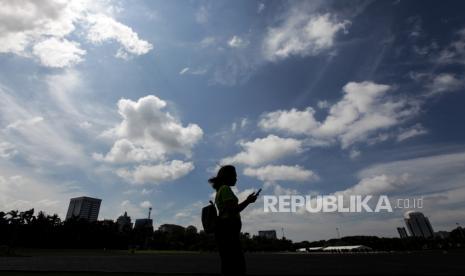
xmin=246 ymin=192 xmax=258 ymax=204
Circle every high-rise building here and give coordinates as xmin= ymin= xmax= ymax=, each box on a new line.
xmin=65 ymin=196 xmax=101 ymax=222
xmin=134 ymin=218 xmax=153 ymax=231
xmin=134 ymin=207 xmax=154 ymax=232
xmin=404 ymin=211 xmax=434 ymax=238
xmin=116 ymin=211 xmax=133 ymax=232
xmin=397 ymin=227 xmax=408 ymax=238
xmin=158 ymin=224 xmax=184 ymax=234
xmin=258 ymin=230 xmax=277 ymax=239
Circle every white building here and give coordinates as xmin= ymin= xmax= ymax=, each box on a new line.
xmin=323 ymin=245 xmax=372 ymax=252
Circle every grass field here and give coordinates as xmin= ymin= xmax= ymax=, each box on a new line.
xmin=0 ymin=249 xmax=464 ymax=275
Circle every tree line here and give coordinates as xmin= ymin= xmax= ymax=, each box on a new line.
xmin=0 ymin=208 xmax=463 ymax=254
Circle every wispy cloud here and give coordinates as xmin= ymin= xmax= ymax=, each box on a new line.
xmin=263 ymin=13 xmax=350 ymax=61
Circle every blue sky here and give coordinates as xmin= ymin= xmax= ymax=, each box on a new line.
xmin=1 ymin=0 xmax=465 ymax=241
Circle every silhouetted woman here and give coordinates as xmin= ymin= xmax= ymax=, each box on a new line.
xmin=209 ymin=165 xmax=258 ymax=276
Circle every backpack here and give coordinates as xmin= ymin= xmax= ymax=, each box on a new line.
xmin=201 ymin=200 xmax=218 ymax=234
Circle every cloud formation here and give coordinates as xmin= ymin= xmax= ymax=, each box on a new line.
xmin=259 ymin=81 xmax=419 ymax=148
xmin=86 ymin=13 xmax=153 ymax=59
xmin=32 ymin=37 xmax=86 ymax=67
xmin=259 ymin=107 xmax=319 ymax=135
xmin=96 ymin=95 xmax=203 ymax=164
xmin=427 ymin=73 xmax=464 ymax=96
xmin=437 ymin=28 xmax=465 ymax=64
xmin=0 ymin=0 xmax=152 ymax=67
xmin=228 ymin=35 xmax=248 ymax=48
xmin=396 ymin=123 xmax=428 ymax=142
xmin=263 ymin=13 xmax=350 ymax=61
xmin=117 ymin=160 xmax=194 ymax=185
xmin=221 ymin=135 xmax=303 ymax=166
xmin=244 ymin=165 xmax=318 ymax=183
xmin=338 ymin=151 xmax=465 ymax=200
xmin=96 ymin=95 xmax=202 ymax=185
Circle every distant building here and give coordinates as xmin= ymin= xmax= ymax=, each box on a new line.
xmin=158 ymin=224 xmax=185 ymax=235
xmin=134 ymin=219 xmax=153 ymax=231
xmin=116 ymin=211 xmax=133 ymax=232
xmin=134 ymin=207 xmax=154 ymax=232
xmin=397 ymin=227 xmax=409 ymax=239
xmin=297 ymin=246 xmax=371 ymax=253
xmin=323 ymin=245 xmax=372 ymax=252
xmin=404 ymin=211 xmax=434 ymax=238
xmin=65 ymin=196 xmax=101 ymax=222
xmin=434 ymin=231 xmax=450 ymax=239
xmin=99 ymin=219 xmax=114 ymax=227
xmin=258 ymin=230 xmax=277 ymax=239
xmin=186 ymin=225 xmax=198 ymax=234
xmin=297 ymin=247 xmax=324 ymax=252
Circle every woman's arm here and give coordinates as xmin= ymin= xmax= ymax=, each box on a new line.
xmin=223 ymin=192 xmax=258 ymax=215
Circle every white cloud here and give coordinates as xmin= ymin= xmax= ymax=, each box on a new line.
xmin=259 ymin=107 xmax=319 ymax=135
xmin=79 ymin=121 xmax=92 ymax=129
xmin=119 ymin=200 xmax=147 ymax=219
xmin=0 ymin=0 xmax=77 ymax=55
xmin=231 ymin=118 xmax=248 ymax=132
xmin=349 ymin=149 xmax=361 ymax=159
xmin=336 ymin=174 xmax=409 ymax=197
xmin=228 ymin=35 xmax=248 ymax=48
xmin=95 ymin=95 xmax=201 ymax=185
xmin=427 ymin=73 xmax=464 ymax=96
xmin=179 ymin=67 xmax=189 ymax=75
xmin=411 ymin=72 xmax=463 ymax=97
xmin=179 ymin=67 xmax=207 ymax=76
xmin=32 ymin=37 xmax=86 ymax=68
xmin=140 ymin=200 xmax=152 ymax=209
xmin=7 ymin=116 xmax=44 ymax=130
xmin=263 ymin=13 xmax=350 ymax=61
xmin=331 ymin=151 xmax=465 ymax=209
xmin=0 ymin=142 xmax=17 ymax=158
xmin=117 ymin=160 xmax=194 ymax=185
xmin=45 ymin=69 xmax=83 ymax=116
xmin=257 ymin=3 xmax=265 ymax=14
xmin=244 ymin=165 xmax=318 ymax=183
xmin=93 ymin=138 xmax=165 ymax=163
xmin=397 ymin=123 xmax=428 ymax=142
xmin=199 ymin=36 xmax=216 ymax=48
xmin=240 ymin=118 xmax=248 ymax=128
xmin=195 ymin=6 xmax=208 ymax=24
xmin=95 ymin=95 xmax=203 ymax=163
xmin=141 ymin=188 xmax=152 ymax=195
xmin=437 ymin=28 xmax=465 ymax=64
xmin=317 ymin=100 xmax=330 ymax=109
xmin=0 ymin=0 xmax=152 ymax=67
xmin=86 ymin=13 xmax=153 ymax=59
xmin=221 ymin=135 xmax=303 ymax=166
xmin=259 ymin=81 xmax=418 ymax=148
